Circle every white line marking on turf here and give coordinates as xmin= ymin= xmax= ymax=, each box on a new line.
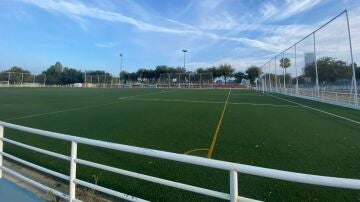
xmin=228 ymin=102 xmax=301 ymax=107
xmin=125 ymin=98 xmax=302 ymax=108
xmin=265 ymin=93 xmax=360 ymax=125
xmin=118 ymin=90 xmax=169 ymax=100
xmin=4 ymin=100 xmax=130 ymax=121
xmin=230 ymin=93 xmax=266 ymax=96
xmin=5 ymin=91 xmax=170 ymax=121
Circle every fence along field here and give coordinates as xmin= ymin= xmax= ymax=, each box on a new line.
xmin=259 ymin=10 xmax=360 ymax=109
xmin=0 ymin=88 xmax=360 ymax=201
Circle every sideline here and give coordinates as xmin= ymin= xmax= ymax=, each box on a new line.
xmin=265 ymin=93 xmax=360 ymax=125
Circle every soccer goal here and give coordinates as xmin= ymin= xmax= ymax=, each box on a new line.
xmin=0 ymin=72 xmax=46 ymax=87
xmin=158 ymin=73 xmax=213 ymax=88
xmin=84 ymin=74 xmax=121 ymax=88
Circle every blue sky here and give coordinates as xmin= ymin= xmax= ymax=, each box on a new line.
xmin=0 ymin=0 xmax=360 ymax=75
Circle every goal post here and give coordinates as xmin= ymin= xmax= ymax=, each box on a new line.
xmin=158 ymin=72 xmax=213 ymax=88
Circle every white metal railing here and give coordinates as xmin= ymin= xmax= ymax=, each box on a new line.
xmin=0 ymin=121 xmax=360 ymax=202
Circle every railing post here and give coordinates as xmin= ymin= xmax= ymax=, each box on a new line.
xmin=229 ymin=170 xmax=238 ymax=202
xmin=0 ymin=125 xmax=3 ymax=178
xmin=69 ymin=141 xmax=77 ymax=201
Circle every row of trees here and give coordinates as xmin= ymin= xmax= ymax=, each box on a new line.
xmin=264 ymin=57 xmax=359 ymax=85
xmin=121 ymin=64 xmax=262 ymax=85
xmin=1 ymin=62 xmax=263 ymax=85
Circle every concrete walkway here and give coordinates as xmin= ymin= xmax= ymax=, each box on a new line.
xmin=0 ymin=178 xmax=44 ymax=202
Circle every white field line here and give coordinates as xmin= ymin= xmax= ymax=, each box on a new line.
xmin=265 ymin=93 xmax=360 ymax=125
xmin=4 ymin=100 xmax=130 ymax=121
xmin=124 ymin=98 xmax=301 ymax=108
xmin=5 ymin=91 xmax=170 ymax=121
xmin=230 ymin=93 xmax=266 ymax=96
xmin=228 ymin=102 xmax=301 ymax=108
xmin=118 ymin=90 xmax=169 ymax=100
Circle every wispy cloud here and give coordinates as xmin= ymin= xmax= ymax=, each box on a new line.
xmin=261 ymin=0 xmax=322 ymax=21
xmin=94 ymin=41 xmax=119 ymax=48
xmin=20 ymin=0 xmax=278 ymax=52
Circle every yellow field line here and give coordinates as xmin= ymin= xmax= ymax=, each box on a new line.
xmin=207 ymin=89 xmax=231 ymax=158
xmin=183 ymin=148 xmax=209 ymax=155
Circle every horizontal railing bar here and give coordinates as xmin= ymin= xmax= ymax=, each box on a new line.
xmin=1 ymin=152 xmax=70 ymax=181
xmin=76 ymin=158 xmax=230 ymax=200
xmin=1 ymin=121 xmax=360 ymax=190
xmin=0 ymin=166 xmax=70 ymax=200
xmin=74 ymin=178 xmax=148 ymax=202
xmin=2 ymin=137 xmax=70 ymax=161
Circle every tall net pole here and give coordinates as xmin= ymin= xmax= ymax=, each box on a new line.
xmin=346 ymin=10 xmax=358 ymax=107
xmin=313 ymin=33 xmax=320 ymax=98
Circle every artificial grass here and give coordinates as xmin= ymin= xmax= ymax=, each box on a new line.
xmin=0 ymin=87 xmax=359 ymax=201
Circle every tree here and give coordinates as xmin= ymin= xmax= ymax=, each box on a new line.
xmin=303 ymin=57 xmax=354 ymax=83
xmin=128 ymin=72 xmax=138 ymax=83
xmin=245 ymin=66 xmax=261 ymax=85
xmin=280 ymin=58 xmax=291 ymax=77
xmin=217 ymin=64 xmax=235 ymax=84
xmin=196 ymin=68 xmax=206 ymax=73
xmin=61 ymin=67 xmax=83 ymax=84
xmin=137 ymin=68 xmax=147 ymax=83
xmin=43 ymin=62 xmax=63 ymax=85
xmin=206 ymin=66 xmax=222 ymax=79
xmin=120 ymin=71 xmax=129 ymax=84
xmin=5 ymin=66 xmax=30 ymax=73
xmin=234 ymin=71 xmax=247 ymax=83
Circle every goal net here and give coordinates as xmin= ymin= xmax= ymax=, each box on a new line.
xmin=158 ymin=73 xmax=213 ymax=88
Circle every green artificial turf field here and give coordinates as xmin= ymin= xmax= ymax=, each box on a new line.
xmin=0 ymin=87 xmax=359 ymax=201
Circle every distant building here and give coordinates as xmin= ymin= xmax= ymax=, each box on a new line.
xmin=304 ymin=53 xmax=315 ymax=66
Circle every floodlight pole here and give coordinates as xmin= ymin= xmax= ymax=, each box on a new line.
xmin=181 ymin=50 xmax=187 ymax=88
xmin=346 ymin=10 xmax=358 ymax=107
xmin=120 ymin=53 xmax=123 ymax=86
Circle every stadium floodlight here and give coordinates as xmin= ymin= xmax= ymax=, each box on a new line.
xmin=119 ymin=53 xmax=123 ymax=85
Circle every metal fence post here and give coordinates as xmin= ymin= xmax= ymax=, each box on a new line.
xmin=230 ymin=170 xmax=238 ymax=202
xmin=282 ymin=52 xmax=286 ymax=93
xmin=345 ymin=10 xmax=358 ymax=107
xmin=69 ymin=141 xmax=78 ymax=201
xmin=295 ymin=44 xmax=299 ymax=95
xmin=275 ymin=56 xmax=278 ymax=92
xmin=313 ymin=33 xmax=320 ymax=98
xmin=268 ymin=63 xmax=272 ymax=92
xmin=7 ymin=72 xmax=10 ymax=86
xmin=264 ymin=67 xmax=267 ymax=92
xmin=0 ymin=125 xmax=3 ymax=178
